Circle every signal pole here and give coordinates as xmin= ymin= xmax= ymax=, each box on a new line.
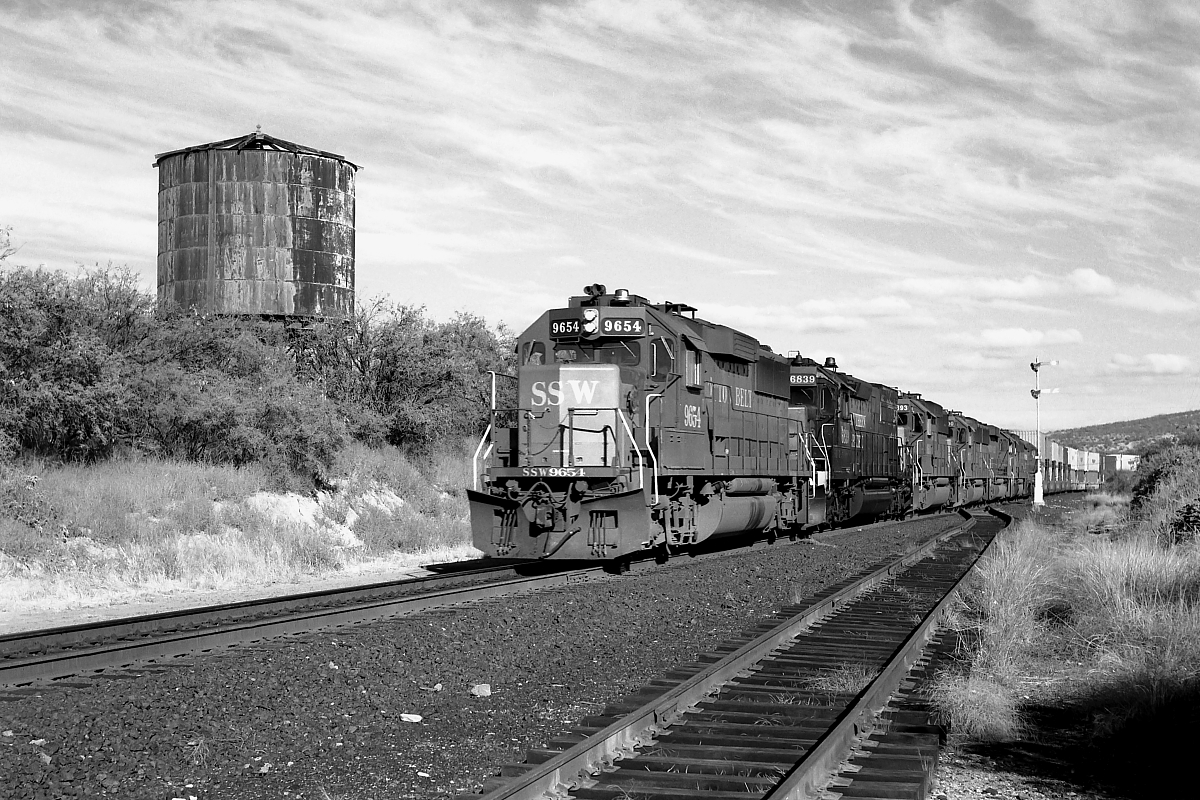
xmin=1031 ymin=357 xmax=1058 ymax=507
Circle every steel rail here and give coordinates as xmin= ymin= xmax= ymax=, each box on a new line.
xmin=765 ymin=508 xmax=1008 ymax=799
xmin=0 ymin=562 xmax=604 ymax=687
xmin=0 ymin=560 xmax=528 ymax=658
xmin=480 ymin=509 xmax=990 ymax=800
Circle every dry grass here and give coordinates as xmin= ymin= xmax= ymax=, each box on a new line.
xmin=1067 ymin=492 xmax=1131 ymax=534
xmin=935 ymin=468 xmax=1200 ymax=748
xmin=1059 ymin=531 xmax=1200 ymax=731
xmin=0 ymin=445 xmax=478 ymax=617
xmin=960 ymin=520 xmax=1064 ymax=680
xmin=930 ymin=671 xmax=1024 ymax=741
xmin=931 ymin=519 xmax=1064 ymax=740
xmin=801 ymin=662 xmax=878 ymax=694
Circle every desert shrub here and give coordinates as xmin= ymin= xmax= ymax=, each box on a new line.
xmin=1132 ymin=446 xmax=1200 ymax=509
xmin=0 ymin=239 xmax=512 ymax=485
xmin=0 ymin=429 xmax=19 ymax=465
xmin=1128 ymin=446 xmax=1200 ymax=544
xmin=931 ymin=671 xmax=1024 ymax=741
xmin=0 ymin=465 xmax=63 ymax=536
xmin=932 ymin=520 xmax=1064 ymax=741
xmin=309 ymin=301 xmax=515 ymax=455
xmin=255 ymin=382 xmax=347 ymax=490
xmin=1105 ymin=469 xmax=1138 ymax=495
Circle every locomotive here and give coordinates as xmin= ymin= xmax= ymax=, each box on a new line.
xmin=467 ymin=286 xmax=1040 ymax=565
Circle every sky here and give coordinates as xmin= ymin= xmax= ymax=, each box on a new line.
xmin=2 ymin=0 xmax=1199 ymax=431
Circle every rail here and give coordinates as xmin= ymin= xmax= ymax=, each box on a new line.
xmin=481 ymin=509 xmax=1006 ymax=800
xmin=0 ymin=561 xmax=598 ymax=688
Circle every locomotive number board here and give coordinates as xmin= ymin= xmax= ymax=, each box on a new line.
xmin=549 ymin=308 xmax=646 ymax=339
xmin=790 ymin=370 xmax=818 ymax=385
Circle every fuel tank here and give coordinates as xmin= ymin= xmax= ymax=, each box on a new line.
xmin=695 ymin=495 xmax=778 ymax=539
xmin=846 ymin=478 xmax=895 ymax=520
xmin=914 ymin=477 xmax=951 ymax=513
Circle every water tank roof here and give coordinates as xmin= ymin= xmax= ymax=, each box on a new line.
xmin=153 ymin=128 xmax=359 ymax=169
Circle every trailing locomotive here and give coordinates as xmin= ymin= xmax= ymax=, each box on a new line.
xmin=468 ymin=286 xmax=1054 ymax=564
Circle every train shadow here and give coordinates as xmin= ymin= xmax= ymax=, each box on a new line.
xmin=950 ymin=677 xmax=1200 ymax=798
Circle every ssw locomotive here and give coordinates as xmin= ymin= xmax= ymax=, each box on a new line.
xmin=467 ymin=285 xmax=809 ymax=564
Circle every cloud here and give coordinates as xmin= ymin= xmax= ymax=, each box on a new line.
xmin=3 ymin=0 xmax=1200 ymax=425
xmin=944 ymin=352 xmax=1013 ymax=371
xmin=972 ymin=328 xmax=1084 ymax=349
xmin=1107 ymin=353 xmax=1196 ymax=375
xmin=1069 ymin=268 xmax=1117 ymax=295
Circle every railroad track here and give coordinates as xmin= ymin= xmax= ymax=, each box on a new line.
xmin=481 ymin=508 xmax=1007 ymax=800
xmin=0 ymin=559 xmax=600 ymax=689
xmin=1 ymin=511 xmax=967 ymax=693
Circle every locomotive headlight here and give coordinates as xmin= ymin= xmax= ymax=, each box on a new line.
xmin=581 ymin=307 xmax=599 ymax=335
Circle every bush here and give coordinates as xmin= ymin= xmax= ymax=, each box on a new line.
xmin=1104 ymin=469 xmax=1138 ymax=495
xmin=1130 ymin=446 xmax=1200 ymax=544
xmin=0 ymin=242 xmax=513 ymax=487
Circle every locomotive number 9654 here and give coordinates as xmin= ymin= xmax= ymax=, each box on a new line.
xmin=601 ymin=318 xmax=643 ymax=336
xmin=551 ymin=319 xmax=581 ymax=336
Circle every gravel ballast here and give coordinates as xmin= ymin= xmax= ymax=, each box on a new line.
xmin=1 ymin=516 xmax=962 ymax=799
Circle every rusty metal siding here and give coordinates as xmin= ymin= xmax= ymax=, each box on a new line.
xmin=156 ymin=146 xmax=355 ymax=318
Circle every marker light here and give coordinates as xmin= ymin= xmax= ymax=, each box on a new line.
xmin=582 ymin=307 xmax=599 ymax=335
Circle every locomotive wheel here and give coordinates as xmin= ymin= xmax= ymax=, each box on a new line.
xmin=604 ymin=558 xmax=631 ymax=575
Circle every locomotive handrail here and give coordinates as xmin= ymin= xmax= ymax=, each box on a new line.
xmin=644 ymin=393 xmax=663 ymax=505
xmin=473 ymin=371 xmax=521 ymax=491
xmin=615 ymin=409 xmax=642 ymax=493
xmin=472 ymin=423 xmax=492 ymax=491
xmin=803 ymin=442 xmax=817 ymax=497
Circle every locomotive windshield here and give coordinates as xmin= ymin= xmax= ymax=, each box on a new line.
xmin=790 ymin=387 xmax=815 ymax=406
xmin=553 ymin=341 xmax=641 ymax=366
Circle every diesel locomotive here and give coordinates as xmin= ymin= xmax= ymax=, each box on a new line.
xmin=468 ymin=286 xmax=1042 ymax=564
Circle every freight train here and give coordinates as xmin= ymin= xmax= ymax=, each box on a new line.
xmin=467 ymin=286 xmax=1099 ymax=565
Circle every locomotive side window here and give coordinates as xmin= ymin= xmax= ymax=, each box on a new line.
xmin=685 ymin=348 xmax=703 ymax=388
xmin=523 ymin=341 xmax=546 ymax=365
xmin=650 ymin=337 xmax=675 ymax=380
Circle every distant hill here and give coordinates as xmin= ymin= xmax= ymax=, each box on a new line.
xmin=1052 ymin=409 xmax=1200 ymax=454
